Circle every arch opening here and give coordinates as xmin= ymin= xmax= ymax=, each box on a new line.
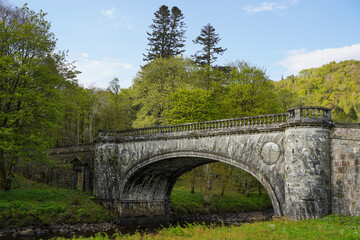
xmin=119 ymin=151 xmax=283 ymax=222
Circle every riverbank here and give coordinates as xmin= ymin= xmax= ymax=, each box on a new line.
xmin=4 ymin=214 xmax=359 ymax=240
xmin=54 ymin=215 xmax=360 ymax=240
xmin=0 ymin=210 xmax=274 ymax=239
xmin=0 ymin=176 xmax=272 ymax=239
xmin=0 ymin=177 xmax=116 ymax=229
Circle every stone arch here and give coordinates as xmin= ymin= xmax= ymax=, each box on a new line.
xmin=121 ymin=151 xmax=283 ymax=217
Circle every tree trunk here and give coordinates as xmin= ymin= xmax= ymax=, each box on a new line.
xmin=0 ymin=152 xmax=15 ymax=191
xmin=220 ymin=185 xmax=226 ymax=197
xmin=242 ymin=181 xmax=247 ymax=195
xmin=246 ymin=182 xmax=251 ymax=197
xmin=203 ymin=164 xmax=213 ymax=207
xmin=258 ymin=182 xmax=262 ymax=197
xmin=190 ymin=171 xmax=196 ymax=194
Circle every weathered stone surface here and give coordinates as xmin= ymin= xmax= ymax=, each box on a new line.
xmin=94 ymin=131 xmax=286 ymax=221
xmin=331 ymin=125 xmax=360 ymax=216
xmin=284 ymin=127 xmax=331 ymax=220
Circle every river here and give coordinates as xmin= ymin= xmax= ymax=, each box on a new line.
xmin=1 ymin=209 xmax=274 ymax=240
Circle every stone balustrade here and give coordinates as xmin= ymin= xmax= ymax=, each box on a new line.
xmin=98 ymin=113 xmax=289 ymax=138
xmin=98 ymin=106 xmax=333 ymax=139
xmin=287 ymin=106 xmax=332 ymax=125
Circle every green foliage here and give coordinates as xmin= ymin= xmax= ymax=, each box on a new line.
xmin=55 ymin=80 xmax=135 ymax=146
xmin=221 ymin=61 xmax=281 ymax=118
xmin=165 ymin=88 xmax=218 ymax=124
xmin=0 ymin=3 xmax=77 ymax=190
xmin=0 ymin=176 xmax=116 ymax=228
xmin=131 ymin=57 xmax=196 ymax=128
xmin=275 ymin=60 xmax=360 ymax=122
xmin=170 ymin=188 xmax=271 ymax=216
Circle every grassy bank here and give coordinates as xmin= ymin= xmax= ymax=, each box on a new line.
xmin=0 ymin=177 xmax=270 ymax=229
xmin=56 ymin=215 xmax=360 ymax=240
xmin=170 ymin=188 xmax=272 ymax=216
xmin=0 ymin=177 xmax=116 ymax=228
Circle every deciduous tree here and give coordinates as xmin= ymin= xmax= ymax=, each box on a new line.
xmin=165 ymin=88 xmax=217 ymax=125
xmin=221 ymin=61 xmax=280 ymax=118
xmin=131 ymin=57 xmax=196 ymax=128
xmin=0 ymin=3 xmax=77 ymax=190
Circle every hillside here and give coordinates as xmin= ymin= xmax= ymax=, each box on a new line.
xmin=275 ymin=60 xmax=360 ymax=123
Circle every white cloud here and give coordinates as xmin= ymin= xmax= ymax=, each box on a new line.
xmin=242 ymin=0 xmax=298 ymax=14
xmin=72 ymin=53 xmax=134 ymax=89
xmin=123 ymin=63 xmax=133 ymax=69
xmin=100 ymin=9 xmax=133 ymax=30
xmin=101 ymin=8 xmax=115 ymax=18
xmin=277 ymin=43 xmax=360 ymax=76
xmin=243 ymin=2 xmax=286 ymax=13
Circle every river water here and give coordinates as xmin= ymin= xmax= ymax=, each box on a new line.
xmin=1 ymin=209 xmax=274 ymax=240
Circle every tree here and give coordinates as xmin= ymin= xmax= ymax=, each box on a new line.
xmin=164 ymin=88 xmax=218 ymax=125
xmin=168 ymin=7 xmax=186 ymax=57
xmin=192 ymin=23 xmax=227 ymax=67
xmin=0 ymin=3 xmax=77 ymax=190
xmin=107 ymin=78 xmax=121 ymax=100
xmin=131 ymin=57 xmax=196 ymax=128
xmin=221 ymin=61 xmax=281 ymax=118
xmin=143 ymin=5 xmax=186 ymax=62
xmin=104 ymin=78 xmax=135 ymax=130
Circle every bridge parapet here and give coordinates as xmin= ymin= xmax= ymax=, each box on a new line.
xmin=98 ymin=107 xmax=333 ymax=141
xmin=98 ymin=113 xmax=289 ymax=141
xmin=287 ymin=106 xmax=332 ymax=125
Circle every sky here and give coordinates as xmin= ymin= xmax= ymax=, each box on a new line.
xmin=7 ymin=0 xmax=360 ymax=89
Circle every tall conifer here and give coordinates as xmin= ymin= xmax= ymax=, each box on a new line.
xmin=143 ymin=5 xmax=186 ymax=62
xmin=168 ymin=6 xmax=186 ymax=57
xmin=192 ymin=23 xmax=227 ymax=66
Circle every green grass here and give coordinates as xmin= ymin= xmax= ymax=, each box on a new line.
xmin=4 ymin=177 xmax=360 ymax=239
xmin=0 ymin=176 xmax=117 ymax=228
xmin=0 ymin=177 xmax=270 ymax=229
xmin=55 ymin=215 xmax=360 ymax=240
xmin=170 ymin=188 xmax=272 ymax=216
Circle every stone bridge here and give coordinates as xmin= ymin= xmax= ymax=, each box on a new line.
xmin=93 ymin=106 xmax=360 ymax=222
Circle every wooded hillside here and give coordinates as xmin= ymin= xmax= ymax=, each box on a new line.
xmin=275 ymin=60 xmax=360 ymax=123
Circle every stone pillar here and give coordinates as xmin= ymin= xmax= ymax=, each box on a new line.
xmin=284 ymin=107 xmax=333 ymax=220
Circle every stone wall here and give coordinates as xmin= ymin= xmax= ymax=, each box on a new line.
xmin=284 ymin=126 xmax=332 ymax=220
xmin=331 ymin=124 xmax=360 ymax=216
xmin=16 ymin=144 xmax=94 ymax=191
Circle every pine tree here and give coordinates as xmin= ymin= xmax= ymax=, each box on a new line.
xmin=192 ymin=23 xmax=227 ymax=66
xmin=168 ymin=6 xmax=186 ymax=57
xmin=143 ymin=5 xmax=186 ymax=62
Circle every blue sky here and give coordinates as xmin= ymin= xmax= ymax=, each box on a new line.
xmin=8 ymin=0 xmax=360 ymax=89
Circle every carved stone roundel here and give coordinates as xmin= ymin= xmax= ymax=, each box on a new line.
xmin=121 ymin=149 xmax=130 ymax=166
xmin=260 ymin=142 xmax=281 ymax=165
